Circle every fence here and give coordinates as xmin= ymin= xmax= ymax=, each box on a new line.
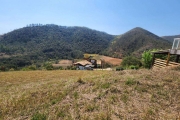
xmin=153 ymin=58 xmax=180 ymax=69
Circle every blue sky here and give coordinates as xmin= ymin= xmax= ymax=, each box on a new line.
xmin=0 ymin=0 xmax=179 ymax=36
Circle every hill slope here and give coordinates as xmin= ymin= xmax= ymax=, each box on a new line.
xmin=0 ymin=24 xmax=114 ymax=68
xmin=0 ymin=24 xmax=114 ymax=57
xmin=106 ymin=27 xmax=171 ymax=58
xmin=0 ymin=25 xmax=173 ymax=69
xmin=162 ymin=35 xmax=180 ymax=43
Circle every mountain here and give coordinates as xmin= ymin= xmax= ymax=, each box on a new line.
xmin=0 ymin=24 xmax=114 ymax=55
xmin=0 ymin=24 xmax=114 ymax=69
xmin=0 ymin=25 xmax=172 ymax=70
xmin=162 ymin=35 xmax=180 ymax=43
xmin=106 ymin=27 xmax=171 ymax=58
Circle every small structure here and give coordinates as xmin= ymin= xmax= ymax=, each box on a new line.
xmin=152 ymin=38 xmax=180 ymax=69
xmin=73 ymin=60 xmax=94 ymax=70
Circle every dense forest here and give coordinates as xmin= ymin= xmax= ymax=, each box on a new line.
xmin=0 ymin=24 xmax=172 ymax=70
xmin=0 ymin=24 xmax=114 ymax=70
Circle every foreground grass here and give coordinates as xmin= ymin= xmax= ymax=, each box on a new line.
xmin=0 ymin=69 xmax=179 ymax=120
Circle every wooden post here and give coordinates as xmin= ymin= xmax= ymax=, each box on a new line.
xmin=166 ymin=52 xmax=170 ymax=66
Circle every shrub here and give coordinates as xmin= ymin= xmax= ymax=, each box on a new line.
xmin=121 ymin=56 xmax=142 ymax=68
xmin=129 ymin=65 xmax=139 ymax=69
xmin=21 ymin=67 xmax=29 ymax=71
xmin=142 ymin=50 xmax=153 ymax=69
xmin=28 ymin=65 xmax=37 ymax=70
xmin=116 ymin=66 xmax=124 ymax=71
xmin=43 ymin=62 xmax=53 ymax=70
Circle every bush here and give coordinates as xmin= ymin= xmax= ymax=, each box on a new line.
xmin=43 ymin=62 xmax=53 ymax=70
xmin=142 ymin=50 xmax=153 ymax=69
xmin=21 ymin=65 xmax=37 ymax=71
xmin=121 ymin=56 xmax=142 ymax=68
xmin=116 ymin=66 xmax=124 ymax=71
xmin=129 ymin=65 xmax=139 ymax=69
xmin=21 ymin=67 xmax=29 ymax=71
xmin=28 ymin=65 xmax=37 ymax=70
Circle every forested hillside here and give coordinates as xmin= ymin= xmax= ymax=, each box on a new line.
xmin=0 ymin=25 xmax=173 ymax=70
xmin=0 ymin=24 xmax=114 ymax=56
xmin=106 ymin=27 xmax=171 ymax=58
xmin=0 ymin=24 xmax=114 ymax=69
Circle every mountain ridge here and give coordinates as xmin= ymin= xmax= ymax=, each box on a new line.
xmin=0 ymin=24 xmax=172 ymax=69
xmin=162 ymin=34 xmax=180 ymax=43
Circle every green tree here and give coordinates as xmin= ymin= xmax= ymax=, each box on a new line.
xmin=142 ymin=50 xmax=153 ymax=69
xmin=121 ymin=56 xmax=142 ymax=68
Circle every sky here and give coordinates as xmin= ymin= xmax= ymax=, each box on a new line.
xmin=0 ymin=0 xmax=180 ymax=36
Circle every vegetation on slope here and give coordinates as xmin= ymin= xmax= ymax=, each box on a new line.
xmin=0 ymin=69 xmax=179 ymax=119
xmin=0 ymin=25 xmax=174 ymax=70
xmin=0 ymin=24 xmax=114 ymax=55
xmin=162 ymin=34 xmax=180 ymax=43
xmin=106 ymin=27 xmax=171 ymax=58
xmin=0 ymin=24 xmax=114 ymax=69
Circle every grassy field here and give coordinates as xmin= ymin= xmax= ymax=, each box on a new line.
xmin=0 ymin=69 xmax=179 ymax=120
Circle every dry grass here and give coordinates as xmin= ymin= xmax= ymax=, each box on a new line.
xmin=52 ymin=60 xmax=73 ymax=68
xmin=101 ymin=56 xmax=122 ymax=65
xmin=0 ymin=69 xmax=179 ymax=119
xmin=90 ymin=55 xmax=122 ymax=66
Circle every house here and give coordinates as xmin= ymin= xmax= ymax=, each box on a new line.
xmin=73 ymin=60 xmax=94 ymax=70
xmin=152 ymin=38 xmax=180 ymax=69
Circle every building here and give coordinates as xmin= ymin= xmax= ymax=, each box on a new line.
xmin=73 ymin=60 xmax=94 ymax=70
